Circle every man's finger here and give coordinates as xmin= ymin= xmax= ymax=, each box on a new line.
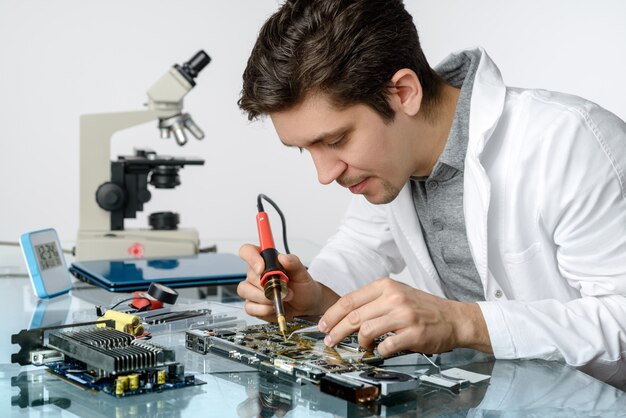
xmin=323 ymin=298 xmax=390 ymax=347
xmin=282 ymin=286 xmax=295 ymax=303
xmin=237 ymin=280 xmax=271 ymax=305
xmin=375 ymin=329 xmax=417 ymax=357
xmin=319 ymin=279 xmax=387 ymax=333
xmin=356 ymin=315 xmax=401 ymax=349
xmin=243 ymin=301 xmax=276 ymax=321
xmin=239 ymin=243 xmax=264 ymax=274
xmin=277 ymin=253 xmax=302 ymax=273
xmin=243 ymin=269 xmax=264 ymax=290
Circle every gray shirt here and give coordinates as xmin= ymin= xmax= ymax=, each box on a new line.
xmin=410 ymin=50 xmax=484 ymax=302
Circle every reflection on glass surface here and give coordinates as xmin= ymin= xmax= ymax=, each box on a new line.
xmin=214 ymin=371 xmax=386 ymax=417
xmin=469 ymin=360 xmax=626 ymax=417
xmin=28 ymin=294 xmax=73 ymax=329
xmin=10 ymin=368 xmax=204 ymax=418
xmin=578 ymin=358 xmax=626 ymax=391
xmin=201 ymin=350 xmax=626 ymax=418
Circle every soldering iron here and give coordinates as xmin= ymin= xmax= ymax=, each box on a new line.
xmin=255 ymin=194 xmax=291 ymax=338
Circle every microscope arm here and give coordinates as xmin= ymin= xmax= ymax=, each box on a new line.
xmin=79 ymin=110 xmax=160 ymax=232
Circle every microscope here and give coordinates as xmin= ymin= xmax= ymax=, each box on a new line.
xmin=75 ymin=51 xmax=211 ymax=261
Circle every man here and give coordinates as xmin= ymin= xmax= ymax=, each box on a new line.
xmin=236 ymin=0 xmax=626 ymax=385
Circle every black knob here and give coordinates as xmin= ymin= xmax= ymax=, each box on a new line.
xmin=174 ymin=50 xmax=210 ymax=86
xmin=96 ymin=183 xmax=125 ymax=211
xmin=149 ymin=211 xmax=179 ymax=230
xmin=184 ymin=50 xmax=211 ymax=78
xmin=137 ymin=189 xmax=152 ymax=204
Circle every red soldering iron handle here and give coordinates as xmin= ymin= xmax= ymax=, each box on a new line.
xmin=256 ymin=211 xmax=276 ymax=251
xmin=256 ymin=211 xmax=289 ymax=287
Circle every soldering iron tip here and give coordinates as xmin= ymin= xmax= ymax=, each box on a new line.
xmin=278 ymin=315 xmax=287 ymax=339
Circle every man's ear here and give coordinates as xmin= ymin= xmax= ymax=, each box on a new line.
xmin=389 ymin=69 xmax=422 ymax=117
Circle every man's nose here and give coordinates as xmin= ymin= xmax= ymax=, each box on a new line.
xmin=311 ymin=149 xmax=347 ymax=185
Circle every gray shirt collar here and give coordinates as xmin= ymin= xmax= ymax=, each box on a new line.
xmin=415 ymin=49 xmax=481 ymax=180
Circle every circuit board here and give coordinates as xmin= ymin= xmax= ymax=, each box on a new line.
xmin=186 ymin=319 xmax=417 ymax=403
xmin=46 ymin=327 xmax=205 ymax=397
xmin=46 ymin=358 xmax=203 ymax=397
xmin=12 ymin=325 xmax=204 ymax=398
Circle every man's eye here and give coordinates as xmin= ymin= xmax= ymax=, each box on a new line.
xmin=327 ymin=136 xmax=345 ymax=149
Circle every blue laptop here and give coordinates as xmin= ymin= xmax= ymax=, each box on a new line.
xmin=69 ymin=252 xmax=247 ymax=292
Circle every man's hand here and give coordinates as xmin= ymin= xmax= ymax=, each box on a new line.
xmin=237 ymin=244 xmax=339 ymax=322
xmin=318 ymin=278 xmax=492 ymax=356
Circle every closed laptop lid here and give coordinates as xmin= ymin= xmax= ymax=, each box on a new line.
xmin=69 ymin=252 xmax=247 ymax=291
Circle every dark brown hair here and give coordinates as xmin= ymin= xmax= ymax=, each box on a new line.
xmin=238 ymin=0 xmax=444 ymax=121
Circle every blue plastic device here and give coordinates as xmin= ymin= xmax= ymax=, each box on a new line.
xmin=20 ymin=228 xmax=72 ymax=298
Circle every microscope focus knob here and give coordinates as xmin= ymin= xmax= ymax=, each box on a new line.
xmin=96 ymin=182 xmax=126 ymax=211
xmin=137 ymin=189 xmax=152 ymax=204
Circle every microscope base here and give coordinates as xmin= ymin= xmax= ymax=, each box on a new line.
xmin=75 ymin=229 xmax=199 ymax=261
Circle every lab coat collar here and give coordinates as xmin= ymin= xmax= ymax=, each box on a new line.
xmin=435 ymin=47 xmax=506 ymax=157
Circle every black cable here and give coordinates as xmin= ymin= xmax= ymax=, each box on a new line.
xmin=257 ymin=194 xmax=291 ymax=255
xmin=131 ymin=304 xmax=152 ymax=314
xmin=97 ymin=297 xmax=153 ymax=315
xmin=108 ymin=296 xmax=151 ymax=311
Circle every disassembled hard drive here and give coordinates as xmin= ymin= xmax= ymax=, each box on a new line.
xmin=12 ymin=322 xmax=204 ymax=397
xmin=185 ymin=319 xmax=418 ymax=403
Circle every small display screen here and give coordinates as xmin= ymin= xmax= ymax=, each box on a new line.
xmin=35 ymin=242 xmax=62 ymax=271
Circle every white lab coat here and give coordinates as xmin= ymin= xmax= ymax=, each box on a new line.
xmin=308 ymin=48 xmax=626 ymax=381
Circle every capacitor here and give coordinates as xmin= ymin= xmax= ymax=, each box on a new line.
xmin=128 ymin=374 xmax=139 ymax=390
xmin=157 ymin=370 xmax=166 ymax=385
xmin=115 ymin=378 xmax=126 ymax=395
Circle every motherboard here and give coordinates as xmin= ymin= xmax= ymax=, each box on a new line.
xmin=185 ymin=319 xmax=417 ymax=403
xmin=12 ymin=324 xmax=204 ymax=397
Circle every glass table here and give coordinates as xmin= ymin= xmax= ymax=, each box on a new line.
xmin=1 ymin=245 xmax=624 ymax=417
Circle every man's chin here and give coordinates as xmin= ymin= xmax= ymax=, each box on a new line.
xmin=361 ymin=190 xmax=400 ymax=205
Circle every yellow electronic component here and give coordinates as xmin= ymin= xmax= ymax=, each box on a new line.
xmin=115 ymin=378 xmax=126 ymax=395
xmin=134 ymin=325 xmax=145 ymax=336
xmin=98 ymin=310 xmax=143 ymax=336
xmin=128 ymin=374 xmax=139 ymax=390
xmin=118 ymin=375 xmax=129 ymax=390
xmin=157 ymin=370 xmax=166 ymax=385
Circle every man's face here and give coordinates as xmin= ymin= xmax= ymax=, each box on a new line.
xmin=270 ymin=93 xmax=421 ymax=204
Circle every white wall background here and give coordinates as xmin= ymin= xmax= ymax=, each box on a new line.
xmin=1 ymin=0 xmax=625 ymax=253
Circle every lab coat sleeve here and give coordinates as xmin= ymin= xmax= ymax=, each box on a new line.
xmin=307 ymin=195 xmax=405 ymax=296
xmin=478 ymin=99 xmax=626 ymax=379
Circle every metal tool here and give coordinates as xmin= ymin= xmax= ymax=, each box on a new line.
xmin=287 ymin=324 xmax=320 ymax=340
xmin=418 ymin=353 xmax=470 ymax=389
xmin=75 ymin=51 xmax=211 ymax=261
xmin=255 ymin=196 xmax=289 ymax=338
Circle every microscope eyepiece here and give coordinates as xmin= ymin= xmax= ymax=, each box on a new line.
xmin=175 ymin=50 xmax=211 ymax=86
xmin=185 ymin=50 xmax=211 ymax=78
